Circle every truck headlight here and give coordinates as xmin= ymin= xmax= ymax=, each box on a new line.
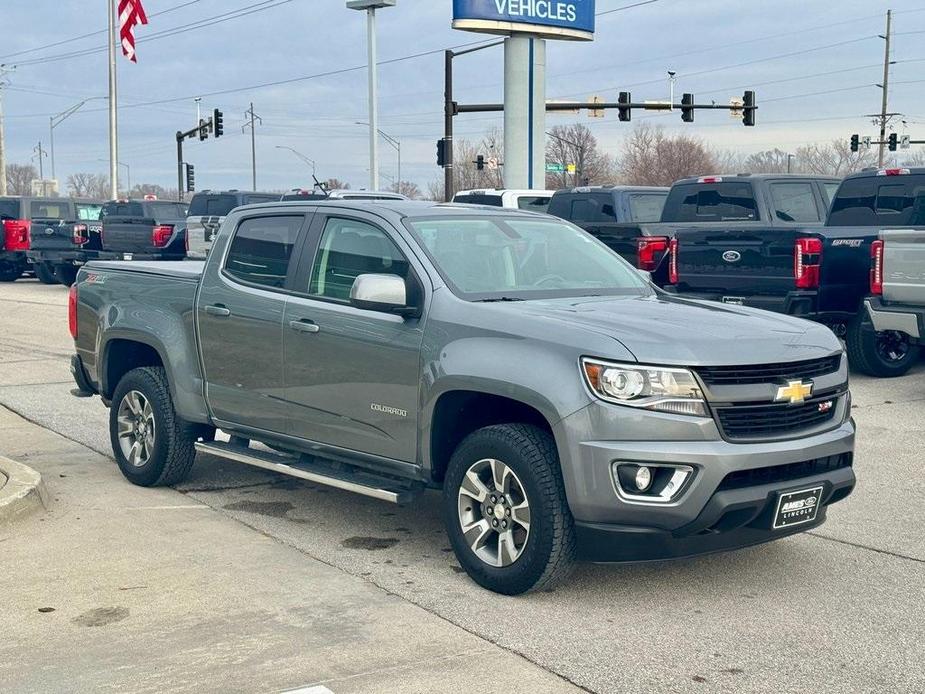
xmin=581 ymin=358 xmax=709 ymax=417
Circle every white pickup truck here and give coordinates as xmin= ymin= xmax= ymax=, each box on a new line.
xmin=866 ymin=227 xmax=925 ymax=357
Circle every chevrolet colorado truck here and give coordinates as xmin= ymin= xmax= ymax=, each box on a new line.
xmin=665 ymin=168 xmax=925 ymax=377
xmin=69 ymin=200 xmax=856 ymax=594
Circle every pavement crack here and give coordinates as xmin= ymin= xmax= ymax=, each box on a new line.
xmin=807 ymin=531 xmax=925 ymax=564
xmin=0 ymin=402 xmax=112 ymax=458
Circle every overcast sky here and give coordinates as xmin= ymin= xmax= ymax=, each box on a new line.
xmin=2 ymin=0 xmax=924 ymax=193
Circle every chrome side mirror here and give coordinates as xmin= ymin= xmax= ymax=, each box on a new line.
xmin=350 ymin=274 xmax=411 ymax=314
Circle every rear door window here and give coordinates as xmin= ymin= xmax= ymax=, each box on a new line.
xmin=664 ymin=182 xmax=758 ymax=222
xmin=224 ymin=215 xmax=303 ymax=289
xmin=30 ymin=201 xmax=72 ymax=220
xmin=0 ymin=199 xmax=21 ymax=220
xmin=627 ymin=193 xmax=667 ymax=222
xmin=769 ymin=182 xmax=822 ymax=222
xmin=822 ymin=182 xmax=840 ymax=207
xmin=148 ymin=202 xmax=188 ymax=219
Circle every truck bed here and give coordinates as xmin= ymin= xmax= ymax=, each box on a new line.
xmin=85 ymin=259 xmax=205 ymax=280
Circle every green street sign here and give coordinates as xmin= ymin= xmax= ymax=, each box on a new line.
xmin=546 ymin=163 xmax=565 ymax=172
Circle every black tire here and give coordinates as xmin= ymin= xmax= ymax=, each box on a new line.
xmin=53 ymin=264 xmax=78 ymax=288
xmin=34 ymin=263 xmax=57 ymax=285
xmin=845 ymin=315 xmax=920 ymax=377
xmin=109 ymin=366 xmax=197 ymax=487
xmin=0 ymin=261 xmax=22 ymax=282
xmin=443 ymin=423 xmax=576 ymax=595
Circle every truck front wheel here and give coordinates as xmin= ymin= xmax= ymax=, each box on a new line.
xmin=443 ymin=423 xmax=576 ymax=595
xmin=34 ymin=263 xmax=57 ymax=284
xmin=846 ymin=316 xmax=920 ymax=377
xmin=109 ymin=366 xmax=197 ymax=487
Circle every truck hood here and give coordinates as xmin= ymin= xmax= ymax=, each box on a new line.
xmin=503 ymin=293 xmax=840 ymax=366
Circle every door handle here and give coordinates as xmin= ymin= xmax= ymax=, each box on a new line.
xmin=289 ymin=319 xmax=320 ymax=334
xmin=204 ymin=304 xmax=231 ymax=317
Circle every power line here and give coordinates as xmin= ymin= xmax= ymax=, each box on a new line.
xmin=596 ymin=0 xmax=661 ymax=17
xmin=0 ymin=0 xmax=206 ymax=61
xmin=12 ymin=0 xmax=294 ymax=68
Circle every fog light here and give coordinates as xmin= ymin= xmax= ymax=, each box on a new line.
xmin=634 ymin=466 xmax=652 ymax=491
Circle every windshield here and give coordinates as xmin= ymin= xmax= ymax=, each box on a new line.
xmin=406 ymin=215 xmax=651 ymax=301
xmin=75 ymin=203 xmax=103 ymax=221
xmin=628 ymin=193 xmax=667 ymax=222
xmin=189 ymin=194 xmax=238 ymax=217
xmin=31 ymin=200 xmax=72 ymax=220
xmin=663 ymin=182 xmax=758 ymax=222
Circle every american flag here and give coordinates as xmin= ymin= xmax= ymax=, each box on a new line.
xmin=119 ymin=0 xmax=148 ymax=63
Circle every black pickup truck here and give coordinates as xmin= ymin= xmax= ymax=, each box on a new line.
xmin=27 ymin=199 xmax=106 ymax=286
xmin=1 ymin=197 xmax=94 ymax=282
xmin=664 ymin=167 xmax=925 ymax=376
xmin=100 ymin=199 xmax=189 ymax=262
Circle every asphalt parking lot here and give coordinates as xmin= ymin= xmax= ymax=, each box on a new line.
xmin=2 ymin=278 xmax=924 ymax=693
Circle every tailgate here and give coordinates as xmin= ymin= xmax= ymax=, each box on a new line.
xmin=881 ymin=228 xmax=925 ymax=305
xmin=29 ymin=222 xmax=77 ymax=251
xmin=674 ymin=226 xmax=811 ymax=294
xmin=101 ymin=217 xmax=157 ymax=254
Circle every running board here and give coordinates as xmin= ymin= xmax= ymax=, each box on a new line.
xmin=194 ymin=441 xmax=422 ymax=504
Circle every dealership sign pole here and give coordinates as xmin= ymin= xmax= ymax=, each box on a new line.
xmin=452 ymin=0 xmax=595 ymax=189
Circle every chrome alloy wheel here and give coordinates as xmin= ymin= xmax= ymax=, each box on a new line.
xmin=116 ymin=390 xmax=156 ymax=467
xmin=457 ymin=458 xmax=531 ymax=567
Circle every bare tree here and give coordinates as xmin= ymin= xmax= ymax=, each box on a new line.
xmin=323 ymin=178 xmax=350 ymax=191
xmin=794 ymin=139 xmax=879 ymax=177
xmin=743 ymin=148 xmax=794 ymax=174
xmin=619 ymin=124 xmax=718 ymax=186
xmin=67 ymin=172 xmax=109 ymax=198
xmin=126 ymin=183 xmax=179 ymax=200
xmin=5 ymin=164 xmax=37 ymax=196
xmin=545 ymin=123 xmax=616 ymax=189
xmin=390 ymin=181 xmax=422 ymax=199
xmin=901 ymin=148 xmax=925 ymax=167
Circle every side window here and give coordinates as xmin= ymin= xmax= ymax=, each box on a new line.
xmin=770 ymin=182 xmax=821 ymax=222
xmin=224 ymin=215 xmax=303 ymax=289
xmin=308 ymin=218 xmax=410 ymax=301
xmin=822 ymin=182 xmax=840 ymax=208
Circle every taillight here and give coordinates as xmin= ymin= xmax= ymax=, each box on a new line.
xmin=68 ymin=283 xmax=78 ymax=339
xmin=870 ymin=239 xmax=884 ymax=295
xmin=72 ymin=223 xmax=89 ymax=246
xmin=794 ymin=237 xmax=823 ymax=289
xmin=697 ymin=176 xmax=723 ymax=183
xmin=2 ymin=219 xmax=31 ymax=251
xmin=876 ymin=168 xmax=910 ymax=176
xmin=668 ymin=238 xmax=679 ymax=284
xmin=152 ymin=225 xmax=174 ymax=248
xmin=636 ymin=236 xmax=669 ymax=272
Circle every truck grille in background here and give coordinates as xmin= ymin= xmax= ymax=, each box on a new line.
xmin=715 ymin=394 xmax=842 ymax=440
xmin=696 ymin=355 xmax=841 ymax=386
xmin=717 ymin=453 xmax=852 ymax=491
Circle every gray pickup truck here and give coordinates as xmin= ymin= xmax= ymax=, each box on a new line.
xmin=866 ymin=227 xmax=925 ymax=356
xmin=69 ymin=200 xmax=856 ymax=594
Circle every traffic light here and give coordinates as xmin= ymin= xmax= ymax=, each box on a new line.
xmin=681 ymin=93 xmax=694 ymax=123
xmin=743 ymin=90 xmax=756 ymax=127
xmin=185 ymin=163 xmax=195 ymax=193
xmin=850 ymin=134 xmax=859 ymax=152
xmin=436 ymin=138 xmax=447 ymax=167
xmin=888 ymin=133 xmax=898 ymax=151
xmin=213 ymin=109 xmax=224 ymax=138
xmin=198 ymin=119 xmax=208 ymax=141
xmin=476 ymin=154 xmax=485 ymax=171
xmin=618 ymin=91 xmax=632 ymax=122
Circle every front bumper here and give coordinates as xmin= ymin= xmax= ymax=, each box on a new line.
xmin=554 ymin=403 xmax=855 ymax=561
xmin=866 ymin=296 xmax=924 ymax=341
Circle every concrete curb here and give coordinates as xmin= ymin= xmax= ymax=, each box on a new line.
xmin=0 ymin=456 xmax=49 ymax=524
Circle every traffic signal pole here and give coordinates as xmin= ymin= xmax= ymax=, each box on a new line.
xmin=174 ymin=110 xmax=223 ymax=201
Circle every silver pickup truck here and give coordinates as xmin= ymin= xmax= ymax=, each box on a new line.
xmin=68 ymin=200 xmax=856 ymax=594
xmin=866 ymin=228 xmax=925 ymax=360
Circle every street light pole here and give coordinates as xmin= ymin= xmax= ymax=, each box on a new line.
xmin=347 ymin=1 xmax=396 ymax=191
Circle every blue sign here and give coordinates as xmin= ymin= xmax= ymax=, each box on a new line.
xmin=453 ymin=0 xmax=596 ymax=41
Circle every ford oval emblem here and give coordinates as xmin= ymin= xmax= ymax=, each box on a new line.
xmin=44 ymin=227 xmax=55 ymax=236
xmin=722 ymin=250 xmax=742 ymax=263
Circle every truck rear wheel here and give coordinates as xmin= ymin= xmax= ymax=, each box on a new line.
xmin=54 ymin=264 xmax=78 ymax=287
xmin=34 ymin=263 xmax=57 ymax=285
xmin=846 ymin=315 xmax=920 ymax=377
xmin=109 ymin=366 xmax=197 ymax=487
xmin=443 ymin=423 xmax=576 ymax=595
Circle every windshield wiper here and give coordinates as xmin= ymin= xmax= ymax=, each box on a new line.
xmin=476 ymin=296 xmax=526 ymax=302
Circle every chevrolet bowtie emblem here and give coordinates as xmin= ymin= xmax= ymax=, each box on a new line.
xmin=776 ymin=380 xmax=813 ymax=404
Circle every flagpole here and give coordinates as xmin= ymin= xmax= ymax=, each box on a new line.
xmin=108 ymin=0 xmax=119 ymax=199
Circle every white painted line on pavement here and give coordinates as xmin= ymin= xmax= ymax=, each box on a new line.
xmin=123 ymin=504 xmax=212 ymax=510
xmin=281 ymin=687 xmax=335 ymax=694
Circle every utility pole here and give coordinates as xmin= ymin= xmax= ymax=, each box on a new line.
xmin=243 ymin=102 xmax=262 ymax=190
xmin=0 ymin=64 xmax=15 ymax=197
xmin=878 ymin=9 xmax=893 ymax=168
xmin=33 ymin=142 xmax=47 ymax=180
xmin=107 ymin=0 xmax=119 ymax=200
